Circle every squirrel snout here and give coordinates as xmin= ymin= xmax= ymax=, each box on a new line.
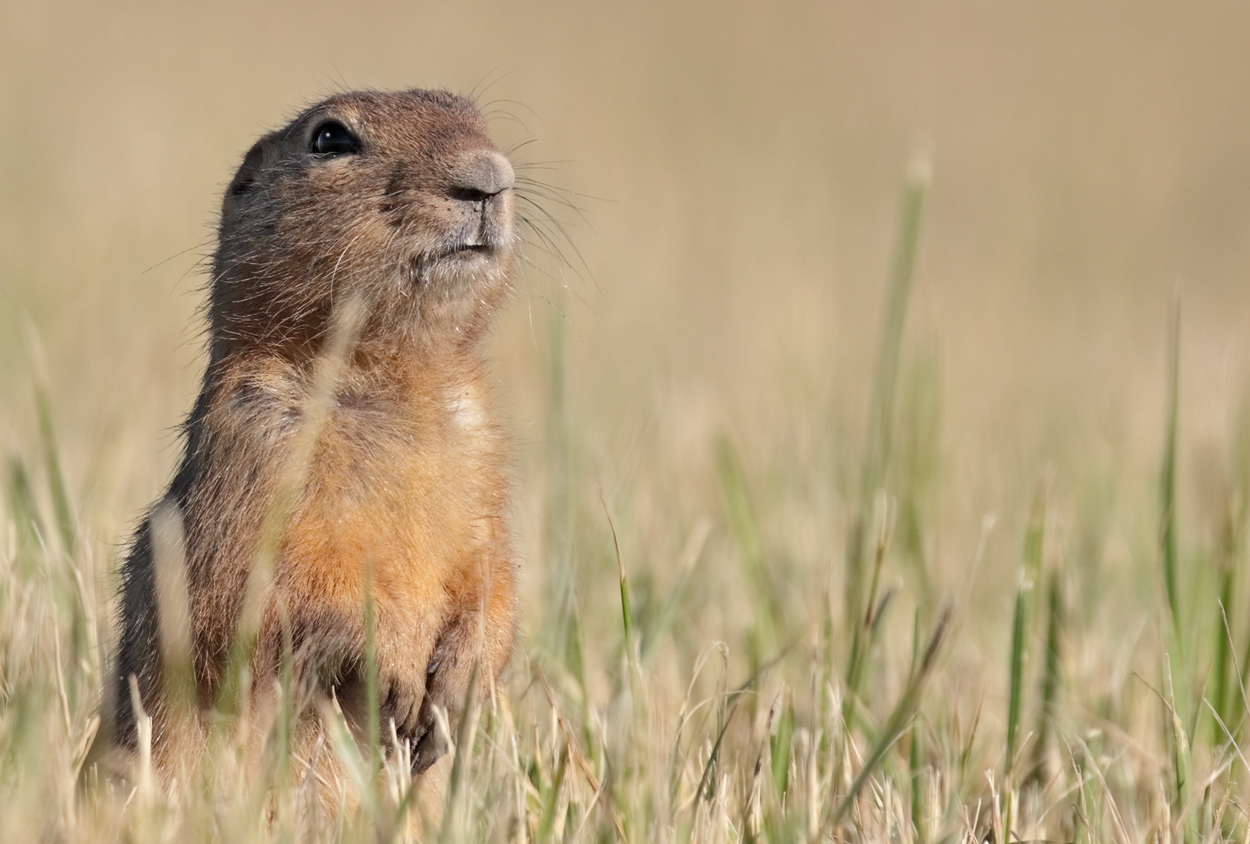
xmin=449 ymin=149 xmax=514 ymax=200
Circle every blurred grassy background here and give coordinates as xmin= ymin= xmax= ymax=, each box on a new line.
xmin=4 ymin=0 xmax=1250 ymax=510
xmin=4 ymin=1 xmax=1250 ymax=838
xmin=5 ymin=0 xmax=1250 ymax=627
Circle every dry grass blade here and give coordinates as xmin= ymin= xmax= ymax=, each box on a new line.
xmin=150 ymin=501 xmax=196 ymax=746
xmin=219 ymin=295 xmax=368 ymax=715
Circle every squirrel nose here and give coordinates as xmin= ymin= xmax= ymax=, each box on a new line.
xmin=450 ymin=149 xmax=514 ymax=199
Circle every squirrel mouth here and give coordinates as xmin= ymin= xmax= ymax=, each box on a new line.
xmin=448 ymin=243 xmax=493 ymax=256
xmin=437 ymin=225 xmax=507 ymax=260
xmin=438 ymin=241 xmax=498 ymax=263
xmin=408 ymin=240 xmax=500 ymax=283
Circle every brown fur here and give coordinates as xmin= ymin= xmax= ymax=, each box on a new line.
xmin=105 ymin=89 xmax=519 ymax=804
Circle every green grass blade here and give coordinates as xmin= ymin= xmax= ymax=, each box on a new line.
xmin=716 ymin=433 xmax=778 ymax=662
xmin=602 ymin=495 xmax=643 ymax=719
xmin=1213 ymin=569 xmax=1236 ymax=744
xmin=536 ymin=742 xmax=569 ymax=842
xmin=844 ymin=502 xmax=895 ymax=731
xmin=32 ymin=382 xmax=75 ymax=557
xmin=863 ymin=157 xmax=931 ymax=500
xmin=545 ymin=284 xmax=575 ymax=657
xmin=909 ymin=610 xmax=927 ymax=844
xmin=1161 ymin=293 xmax=1181 ymax=635
xmin=1212 ymin=477 xmax=1243 ymax=745
xmin=5 ymin=456 xmax=44 ymax=568
xmin=848 ymin=157 xmax=931 ymax=632
xmin=825 ymin=607 xmax=950 ymax=835
xmin=1163 ymin=656 xmax=1195 ymax=844
xmin=1005 ymin=477 xmax=1047 ymax=820
xmin=1027 ymin=570 xmax=1062 ymax=788
xmin=640 ymin=519 xmax=710 ymax=665
xmin=1005 ymin=580 xmax=1030 ymax=785
xmin=769 ymin=693 xmax=793 ymax=798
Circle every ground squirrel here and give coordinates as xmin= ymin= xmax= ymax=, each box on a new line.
xmin=106 ymin=89 xmax=520 ymax=801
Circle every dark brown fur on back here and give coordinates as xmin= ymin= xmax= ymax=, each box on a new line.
xmin=109 ymin=89 xmax=520 ymax=787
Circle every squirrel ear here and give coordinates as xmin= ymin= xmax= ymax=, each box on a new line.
xmin=224 ymin=131 xmax=279 ymax=205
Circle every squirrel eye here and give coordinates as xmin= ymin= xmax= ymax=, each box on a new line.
xmin=310 ymin=121 xmax=362 ymax=157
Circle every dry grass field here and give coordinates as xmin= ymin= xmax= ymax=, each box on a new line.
xmin=4 ymin=1 xmax=1250 ymax=840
